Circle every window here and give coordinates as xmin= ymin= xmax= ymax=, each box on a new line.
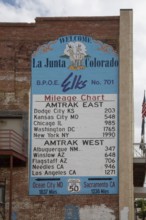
xmin=0 ymin=185 xmax=5 ymax=204
xmin=0 ymin=182 xmax=5 ymax=220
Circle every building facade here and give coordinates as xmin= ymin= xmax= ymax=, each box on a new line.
xmin=0 ymin=9 xmax=133 ymax=220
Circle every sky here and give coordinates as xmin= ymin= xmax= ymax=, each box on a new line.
xmin=0 ymin=0 xmax=145 ymax=143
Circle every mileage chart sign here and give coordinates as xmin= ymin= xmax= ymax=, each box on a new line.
xmin=29 ymin=35 xmax=119 ymax=195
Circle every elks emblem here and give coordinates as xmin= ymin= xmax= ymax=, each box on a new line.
xmin=64 ymin=42 xmax=87 ymax=70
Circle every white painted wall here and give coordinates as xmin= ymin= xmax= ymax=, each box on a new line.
xmin=79 ymin=205 xmax=116 ymax=220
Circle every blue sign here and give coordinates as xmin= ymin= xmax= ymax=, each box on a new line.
xmin=65 ymin=205 xmax=79 ymax=220
xmin=29 ymin=35 xmax=119 ymax=195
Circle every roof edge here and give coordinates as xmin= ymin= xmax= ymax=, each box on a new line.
xmin=35 ymin=16 xmax=119 ymax=22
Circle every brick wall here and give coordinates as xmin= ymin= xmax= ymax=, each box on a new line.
xmin=0 ymin=16 xmax=119 ymax=220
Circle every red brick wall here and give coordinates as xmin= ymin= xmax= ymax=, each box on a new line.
xmin=0 ymin=16 xmax=119 ymax=220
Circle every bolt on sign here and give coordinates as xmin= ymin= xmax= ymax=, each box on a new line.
xmin=29 ymin=35 xmax=119 ymax=195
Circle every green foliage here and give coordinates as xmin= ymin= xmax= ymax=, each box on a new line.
xmin=135 ymin=199 xmax=146 ymax=219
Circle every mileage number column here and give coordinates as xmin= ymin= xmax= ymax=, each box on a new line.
xmin=103 ymin=98 xmax=117 ymax=177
